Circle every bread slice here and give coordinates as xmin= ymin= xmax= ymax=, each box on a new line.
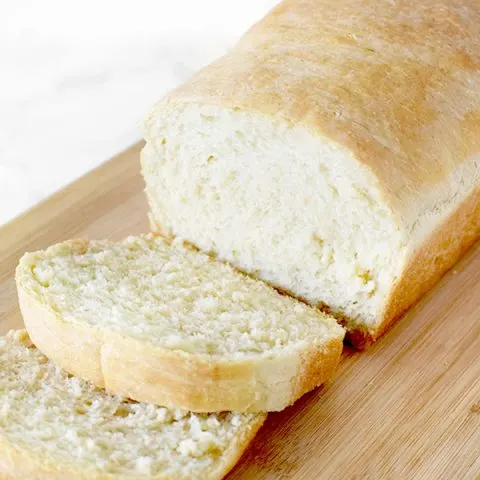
xmin=0 ymin=330 xmax=265 ymax=480
xmin=16 ymin=234 xmax=344 ymax=413
xmin=142 ymin=0 xmax=480 ymax=348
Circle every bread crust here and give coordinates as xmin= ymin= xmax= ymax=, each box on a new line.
xmin=347 ymin=185 xmax=480 ymax=348
xmin=144 ymin=0 xmax=480 ymax=346
xmin=0 ymin=400 xmax=265 ymax=480
xmin=147 ymin=0 xmax=480 ymax=230
xmin=16 ymin=252 xmax=344 ymax=413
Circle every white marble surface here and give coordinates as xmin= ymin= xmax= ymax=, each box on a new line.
xmin=0 ymin=0 xmax=278 ymax=226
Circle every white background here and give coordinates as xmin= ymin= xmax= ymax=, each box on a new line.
xmin=0 ymin=0 xmax=278 ymax=226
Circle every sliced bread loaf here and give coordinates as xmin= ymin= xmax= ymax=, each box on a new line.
xmin=0 ymin=330 xmax=265 ymax=480
xmin=142 ymin=0 xmax=480 ymax=348
xmin=16 ymin=234 xmax=344 ymax=413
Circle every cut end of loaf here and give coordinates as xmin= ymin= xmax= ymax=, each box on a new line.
xmin=143 ymin=104 xmax=406 ymax=334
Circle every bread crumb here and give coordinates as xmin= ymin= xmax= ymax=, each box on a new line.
xmin=19 ymin=234 xmax=341 ymax=357
xmin=0 ymin=330 xmax=263 ymax=477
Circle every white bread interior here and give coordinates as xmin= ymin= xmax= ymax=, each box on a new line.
xmin=0 ymin=330 xmax=265 ymax=480
xmin=16 ymin=234 xmax=344 ymax=412
xmin=142 ymin=0 xmax=480 ymax=346
xmin=142 ymin=117 xmax=403 ymax=329
xmin=142 ymin=113 xmax=479 ymax=336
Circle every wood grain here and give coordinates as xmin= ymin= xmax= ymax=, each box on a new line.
xmin=0 ymin=142 xmax=479 ymax=479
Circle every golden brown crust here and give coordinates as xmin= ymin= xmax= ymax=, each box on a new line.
xmin=16 ymin=257 xmax=344 ymax=413
xmin=292 ymin=336 xmax=343 ymax=400
xmin=145 ymin=0 xmax=480 ymax=347
xmin=347 ymin=184 xmax=480 ymax=348
xmin=149 ymin=0 xmax=480 ymax=226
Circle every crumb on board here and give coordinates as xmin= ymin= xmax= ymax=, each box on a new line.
xmin=470 ymin=402 xmax=480 ymax=413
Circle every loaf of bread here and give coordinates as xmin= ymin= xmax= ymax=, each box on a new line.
xmin=142 ymin=0 xmax=480 ymax=348
xmin=16 ymin=234 xmax=344 ymax=413
xmin=0 ymin=330 xmax=265 ymax=480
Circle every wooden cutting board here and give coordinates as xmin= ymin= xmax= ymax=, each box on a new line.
xmin=0 ymin=142 xmax=479 ymax=479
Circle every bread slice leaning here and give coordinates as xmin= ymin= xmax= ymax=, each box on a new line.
xmin=0 ymin=330 xmax=265 ymax=480
xmin=16 ymin=234 xmax=344 ymax=413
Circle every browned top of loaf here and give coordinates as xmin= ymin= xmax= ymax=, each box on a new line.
xmin=160 ymin=0 xmax=480 ymax=212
